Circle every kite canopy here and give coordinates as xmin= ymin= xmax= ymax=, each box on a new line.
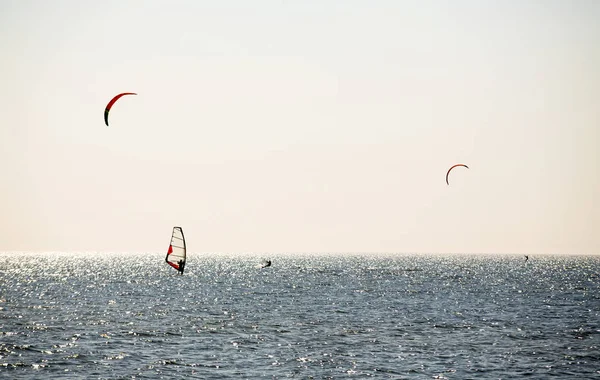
xmin=446 ymin=164 xmax=469 ymax=185
xmin=104 ymin=92 xmax=137 ymax=126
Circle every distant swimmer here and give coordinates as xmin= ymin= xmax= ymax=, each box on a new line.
xmin=524 ymin=255 xmax=529 ymax=262
xmin=261 ymin=260 xmax=272 ymax=268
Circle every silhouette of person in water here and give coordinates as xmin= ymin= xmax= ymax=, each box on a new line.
xmin=262 ymin=260 xmax=271 ymax=268
xmin=178 ymin=259 xmax=185 ymax=275
xmin=524 ymin=255 xmax=529 ymax=262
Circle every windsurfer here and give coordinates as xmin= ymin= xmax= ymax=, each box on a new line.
xmin=178 ymin=259 xmax=185 ymax=274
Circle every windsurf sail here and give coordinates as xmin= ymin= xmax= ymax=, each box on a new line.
xmin=165 ymin=226 xmax=186 ymax=274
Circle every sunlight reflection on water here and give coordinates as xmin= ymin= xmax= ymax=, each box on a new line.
xmin=0 ymin=253 xmax=599 ymax=379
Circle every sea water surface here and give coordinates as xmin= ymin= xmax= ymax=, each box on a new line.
xmin=0 ymin=253 xmax=598 ymax=379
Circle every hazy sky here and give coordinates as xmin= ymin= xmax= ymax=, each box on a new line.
xmin=1 ymin=0 xmax=598 ymax=254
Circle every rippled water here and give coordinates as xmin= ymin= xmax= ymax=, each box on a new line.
xmin=0 ymin=253 xmax=598 ymax=379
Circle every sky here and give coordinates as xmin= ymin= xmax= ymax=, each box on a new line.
xmin=0 ymin=0 xmax=598 ymax=254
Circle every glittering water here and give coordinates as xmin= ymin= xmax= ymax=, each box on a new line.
xmin=1 ymin=253 xmax=598 ymax=379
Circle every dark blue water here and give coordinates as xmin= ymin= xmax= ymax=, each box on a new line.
xmin=1 ymin=253 xmax=598 ymax=379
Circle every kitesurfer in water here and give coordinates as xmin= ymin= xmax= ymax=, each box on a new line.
xmin=178 ymin=259 xmax=185 ymax=275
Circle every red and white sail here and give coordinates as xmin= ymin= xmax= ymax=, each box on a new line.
xmin=165 ymin=227 xmax=186 ymax=273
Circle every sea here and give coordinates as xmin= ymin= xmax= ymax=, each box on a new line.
xmin=0 ymin=252 xmax=598 ymax=379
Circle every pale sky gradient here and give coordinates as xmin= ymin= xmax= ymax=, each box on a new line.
xmin=1 ymin=0 xmax=598 ymax=254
